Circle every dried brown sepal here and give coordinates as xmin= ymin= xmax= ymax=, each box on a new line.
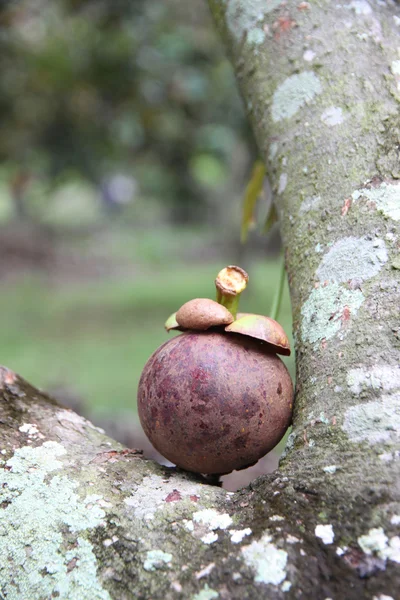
xmin=225 ymin=313 xmax=291 ymax=356
xmin=176 ymin=298 xmax=234 ymax=331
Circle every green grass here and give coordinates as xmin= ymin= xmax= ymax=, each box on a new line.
xmin=0 ymin=258 xmax=294 ymax=419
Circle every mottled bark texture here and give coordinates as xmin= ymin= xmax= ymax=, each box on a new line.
xmin=1 ymin=2 xmax=400 ymax=599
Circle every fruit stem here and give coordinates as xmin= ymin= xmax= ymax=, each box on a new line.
xmin=215 ymin=265 xmax=249 ymax=319
xmin=270 ymin=252 xmax=286 ymax=322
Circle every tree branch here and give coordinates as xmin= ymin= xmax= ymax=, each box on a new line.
xmin=1 ymin=1 xmax=400 ymax=598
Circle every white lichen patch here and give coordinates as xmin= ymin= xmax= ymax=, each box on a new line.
xmin=247 ymin=28 xmax=265 ymax=46
xmin=317 ymin=237 xmax=387 ymax=283
xmin=143 ymin=549 xmax=172 ymax=571
xmin=201 ymin=532 xmax=219 ymax=545
xmin=184 ymin=509 xmax=233 ymax=544
xmin=192 ymin=509 xmax=233 ymax=530
xmin=301 ymin=283 xmax=364 ymax=345
xmin=103 ymin=536 xmax=118 ymax=547
xmin=18 ymin=423 xmax=39 ymax=435
xmin=391 ymin=515 xmax=400 ymax=525
xmin=358 ymin=528 xmax=388 ymax=554
xmin=269 ymin=515 xmax=285 ymax=522
xmin=373 ymin=595 xmax=395 ymax=600
xmin=281 ymin=581 xmax=292 ymax=592
xmin=323 ymin=465 xmax=337 ymax=474
xmin=315 ymin=524 xmax=334 ymax=545
xmin=286 ymin=535 xmax=300 ymax=544
xmin=347 ymin=365 xmax=400 ymax=395
xmin=271 ymin=71 xmax=322 ymax=122
xmin=0 ymin=441 xmax=110 ymax=600
xmin=278 ymin=173 xmax=288 ymax=195
xmin=386 ymin=231 xmax=396 ymax=242
xmin=321 ymin=106 xmax=344 ymax=126
xmin=230 ymin=528 xmax=252 ymax=544
xmin=342 ymin=394 xmax=400 ymax=444
xmin=386 ymin=536 xmax=400 ymax=562
xmin=124 ymin=474 xmax=203 ymax=519
xmin=184 ymin=519 xmax=195 ymax=532
xmin=349 ymin=0 xmax=372 ymax=14
xmin=391 ymin=60 xmax=400 ymax=76
xmin=379 ymin=451 xmax=400 ymax=462
xmin=358 ymin=528 xmax=400 ymax=563
xmin=303 ymin=49 xmax=316 ymax=62
xmin=192 ymin=584 xmax=219 ymax=600
xmin=226 ymin=0 xmax=281 ymax=45
xmin=352 ymin=182 xmax=400 ymax=221
xmin=241 ymin=533 xmax=288 ymax=585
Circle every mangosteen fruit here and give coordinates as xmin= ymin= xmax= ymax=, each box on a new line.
xmin=137 ymin=266 xmax=293 ymax=475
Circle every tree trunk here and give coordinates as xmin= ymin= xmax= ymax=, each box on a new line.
xmin=1 ymin=2 xmax=400 ymax=599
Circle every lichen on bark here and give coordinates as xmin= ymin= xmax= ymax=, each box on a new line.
xmin=1 ymin=0 xmax=400 ymax=598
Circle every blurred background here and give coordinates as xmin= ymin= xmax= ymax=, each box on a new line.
xmin=0 ymin=0 xmax=293 ymax=489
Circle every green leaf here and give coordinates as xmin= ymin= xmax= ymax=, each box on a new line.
xmin=240 ymin=160 xmax=266 ymax=243
xmin=262 ymin=202 xmax=278 ymax=234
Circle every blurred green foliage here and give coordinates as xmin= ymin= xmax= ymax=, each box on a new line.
xmin=0 ymin=0 xmax=290 ymax=434
xmin=0 ymin=249 xmax=293 ymax=417
xmin=0 ymin=0 xmax=253 ymax=222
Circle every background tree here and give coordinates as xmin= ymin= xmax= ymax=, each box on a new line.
xmin=1 ymin=1 xmax=400 ymax=599
xmin=0 ymin=0 xmax=252 ymax=223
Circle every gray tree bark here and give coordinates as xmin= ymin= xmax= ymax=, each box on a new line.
xmin=1 ymin=1 xmax=400 ymax=599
